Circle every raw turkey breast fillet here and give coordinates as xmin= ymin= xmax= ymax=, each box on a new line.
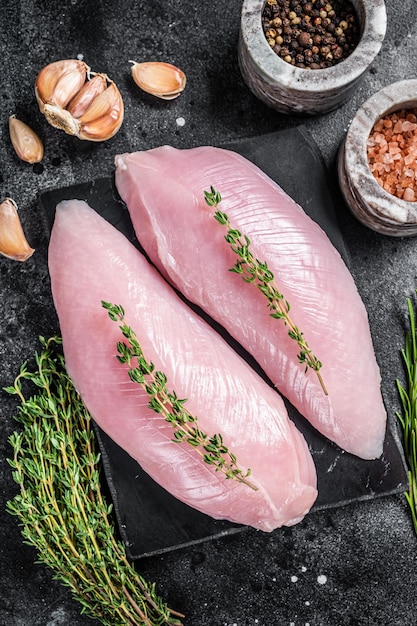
xmin=48 ymin=199 xmax=318 ymax=532
xmin=114 ymin=145 xmax=387 ymax=460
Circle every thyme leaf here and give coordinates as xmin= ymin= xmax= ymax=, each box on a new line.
xmin=204 ymin=186 xmax=327 ymax=396
xmin=6 ymin=336 xmax=184 ymax=626
xmin=102 ymin=301 xmax=258 ymax=491
xmin=396 ymin=295 xmax=417 ymax=535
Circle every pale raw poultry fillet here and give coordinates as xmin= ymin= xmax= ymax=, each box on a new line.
xmin=48 ymin=199 xmax=318 ymax=531
xmin=114 ymin=145 xmax=387 ymax=460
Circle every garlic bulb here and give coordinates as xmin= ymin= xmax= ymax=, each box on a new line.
xmin=0 ymin=198 xmax=35 ymax=262
xmin=130 ymin=61 xmax=186 ymax=100
xmin=35 ymin=59 xmax=124 ymax=142
xmin=9 ymin=116 xmax=44 ymax=164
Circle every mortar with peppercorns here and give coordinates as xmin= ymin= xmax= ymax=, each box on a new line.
xmin=238 ymin=0 xmax=387 ymax=115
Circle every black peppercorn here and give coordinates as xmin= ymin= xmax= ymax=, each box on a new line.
xmin=297 ymin=31 xmax=311 ymax=46
xmin=262 ymin=0 xmax=359 ymax=69
xmin=333 ymin=45 xmax=344 ymax=59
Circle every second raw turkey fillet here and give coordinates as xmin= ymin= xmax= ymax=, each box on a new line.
xmin=48 ymin=199 xmax=318 ymax=531
xmin=115 ymin=145 xmax=387 ymax=460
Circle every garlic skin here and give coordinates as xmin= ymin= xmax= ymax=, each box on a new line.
xmin=0 ymin=198 xmax=35 ymax=262
xmin=35 ymin=60 xmax=124 ymax=141
xmin=9 ymin=116 xmax=44 ymax=164
xmin=130 ymin=61 xmax=186 ymax=100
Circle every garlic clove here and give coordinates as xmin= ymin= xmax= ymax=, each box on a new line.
xmin=67 ymin=73 xmax=107 ymax=118
xmin=9 ymin=116 xmax=44 ymax=164
xmin=78 ymin=81 xmax=124 ymax=141
xmin=130 ymin=60 xmax=186 ymax=100
xmin=51 ymin=65 xmax=89 ymax=109
xmin=0 ymin=198 xmax=35 ymax=262
xmin=35 ymin=59 xmax=88 ymax=111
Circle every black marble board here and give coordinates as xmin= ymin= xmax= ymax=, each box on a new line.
xmin=39 ymin=127 xmax=409 ymax=561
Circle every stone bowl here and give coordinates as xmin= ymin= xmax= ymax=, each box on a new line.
xmin=238 ymin=0 xmax=387 ymax=115
xmin=338 ymin=80 xmax=417 ymax=237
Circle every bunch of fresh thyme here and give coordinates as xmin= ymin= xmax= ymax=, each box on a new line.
xmin=204 ymin=186 xmax=327 ymax=396
xmin=396 ymin=295 xmax=417 ymax=535
xmin=102 ymin=301 xmax=257 ymax=491
xmin=5 ymin=336 xmax=183 ymax=626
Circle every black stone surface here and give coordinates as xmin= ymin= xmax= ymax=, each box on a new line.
xmin=1 ymin=1 xmax=417 ymax=625
xmin=39 ymin=128 xmax=408 ymax=561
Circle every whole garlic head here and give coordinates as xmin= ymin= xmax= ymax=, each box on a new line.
xmin=35 ymin=59 xmax=124 ymax=142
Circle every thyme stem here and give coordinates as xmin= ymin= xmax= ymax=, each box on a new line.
xmin=102 ymin=301 xmax=258 ymax=491
xmin=396 ymin=295 xmax=417 ymax=535
xmin=5 ymin=336 xmax=183 ymax=626
xmin=204 ymin=186 xmax=327 ymax=396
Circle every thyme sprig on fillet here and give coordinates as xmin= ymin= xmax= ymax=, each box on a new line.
xmin=396 ymin=295 xmax=417 ymax=534
xmin=204 ymin=186 xmax=327 ymax=396
xmin=5 ymin=336 xmax=184 ymax=626
xmin=102 ymin=301 xmax=257 ymax=491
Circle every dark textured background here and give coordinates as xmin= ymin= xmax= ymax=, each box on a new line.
xmin=1 ymin=1 xmax=417 ymax=625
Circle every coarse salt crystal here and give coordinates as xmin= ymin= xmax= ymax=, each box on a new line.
xmin=367 ymin=107 xmax=417 ymax=202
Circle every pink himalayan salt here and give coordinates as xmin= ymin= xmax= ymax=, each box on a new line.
xmin=367 ymin=108 xmax=417 ymax=201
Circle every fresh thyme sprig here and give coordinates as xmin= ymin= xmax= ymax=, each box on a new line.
xmin=102 ymin=301 xmax=257 ymax=491
xmin=204 ymin=186 xmax=327 ymax=396
xmin=396 ymin=295 xmax=417 ymax=535
xmin=5 ymin=336 xmax=184 ymax=626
